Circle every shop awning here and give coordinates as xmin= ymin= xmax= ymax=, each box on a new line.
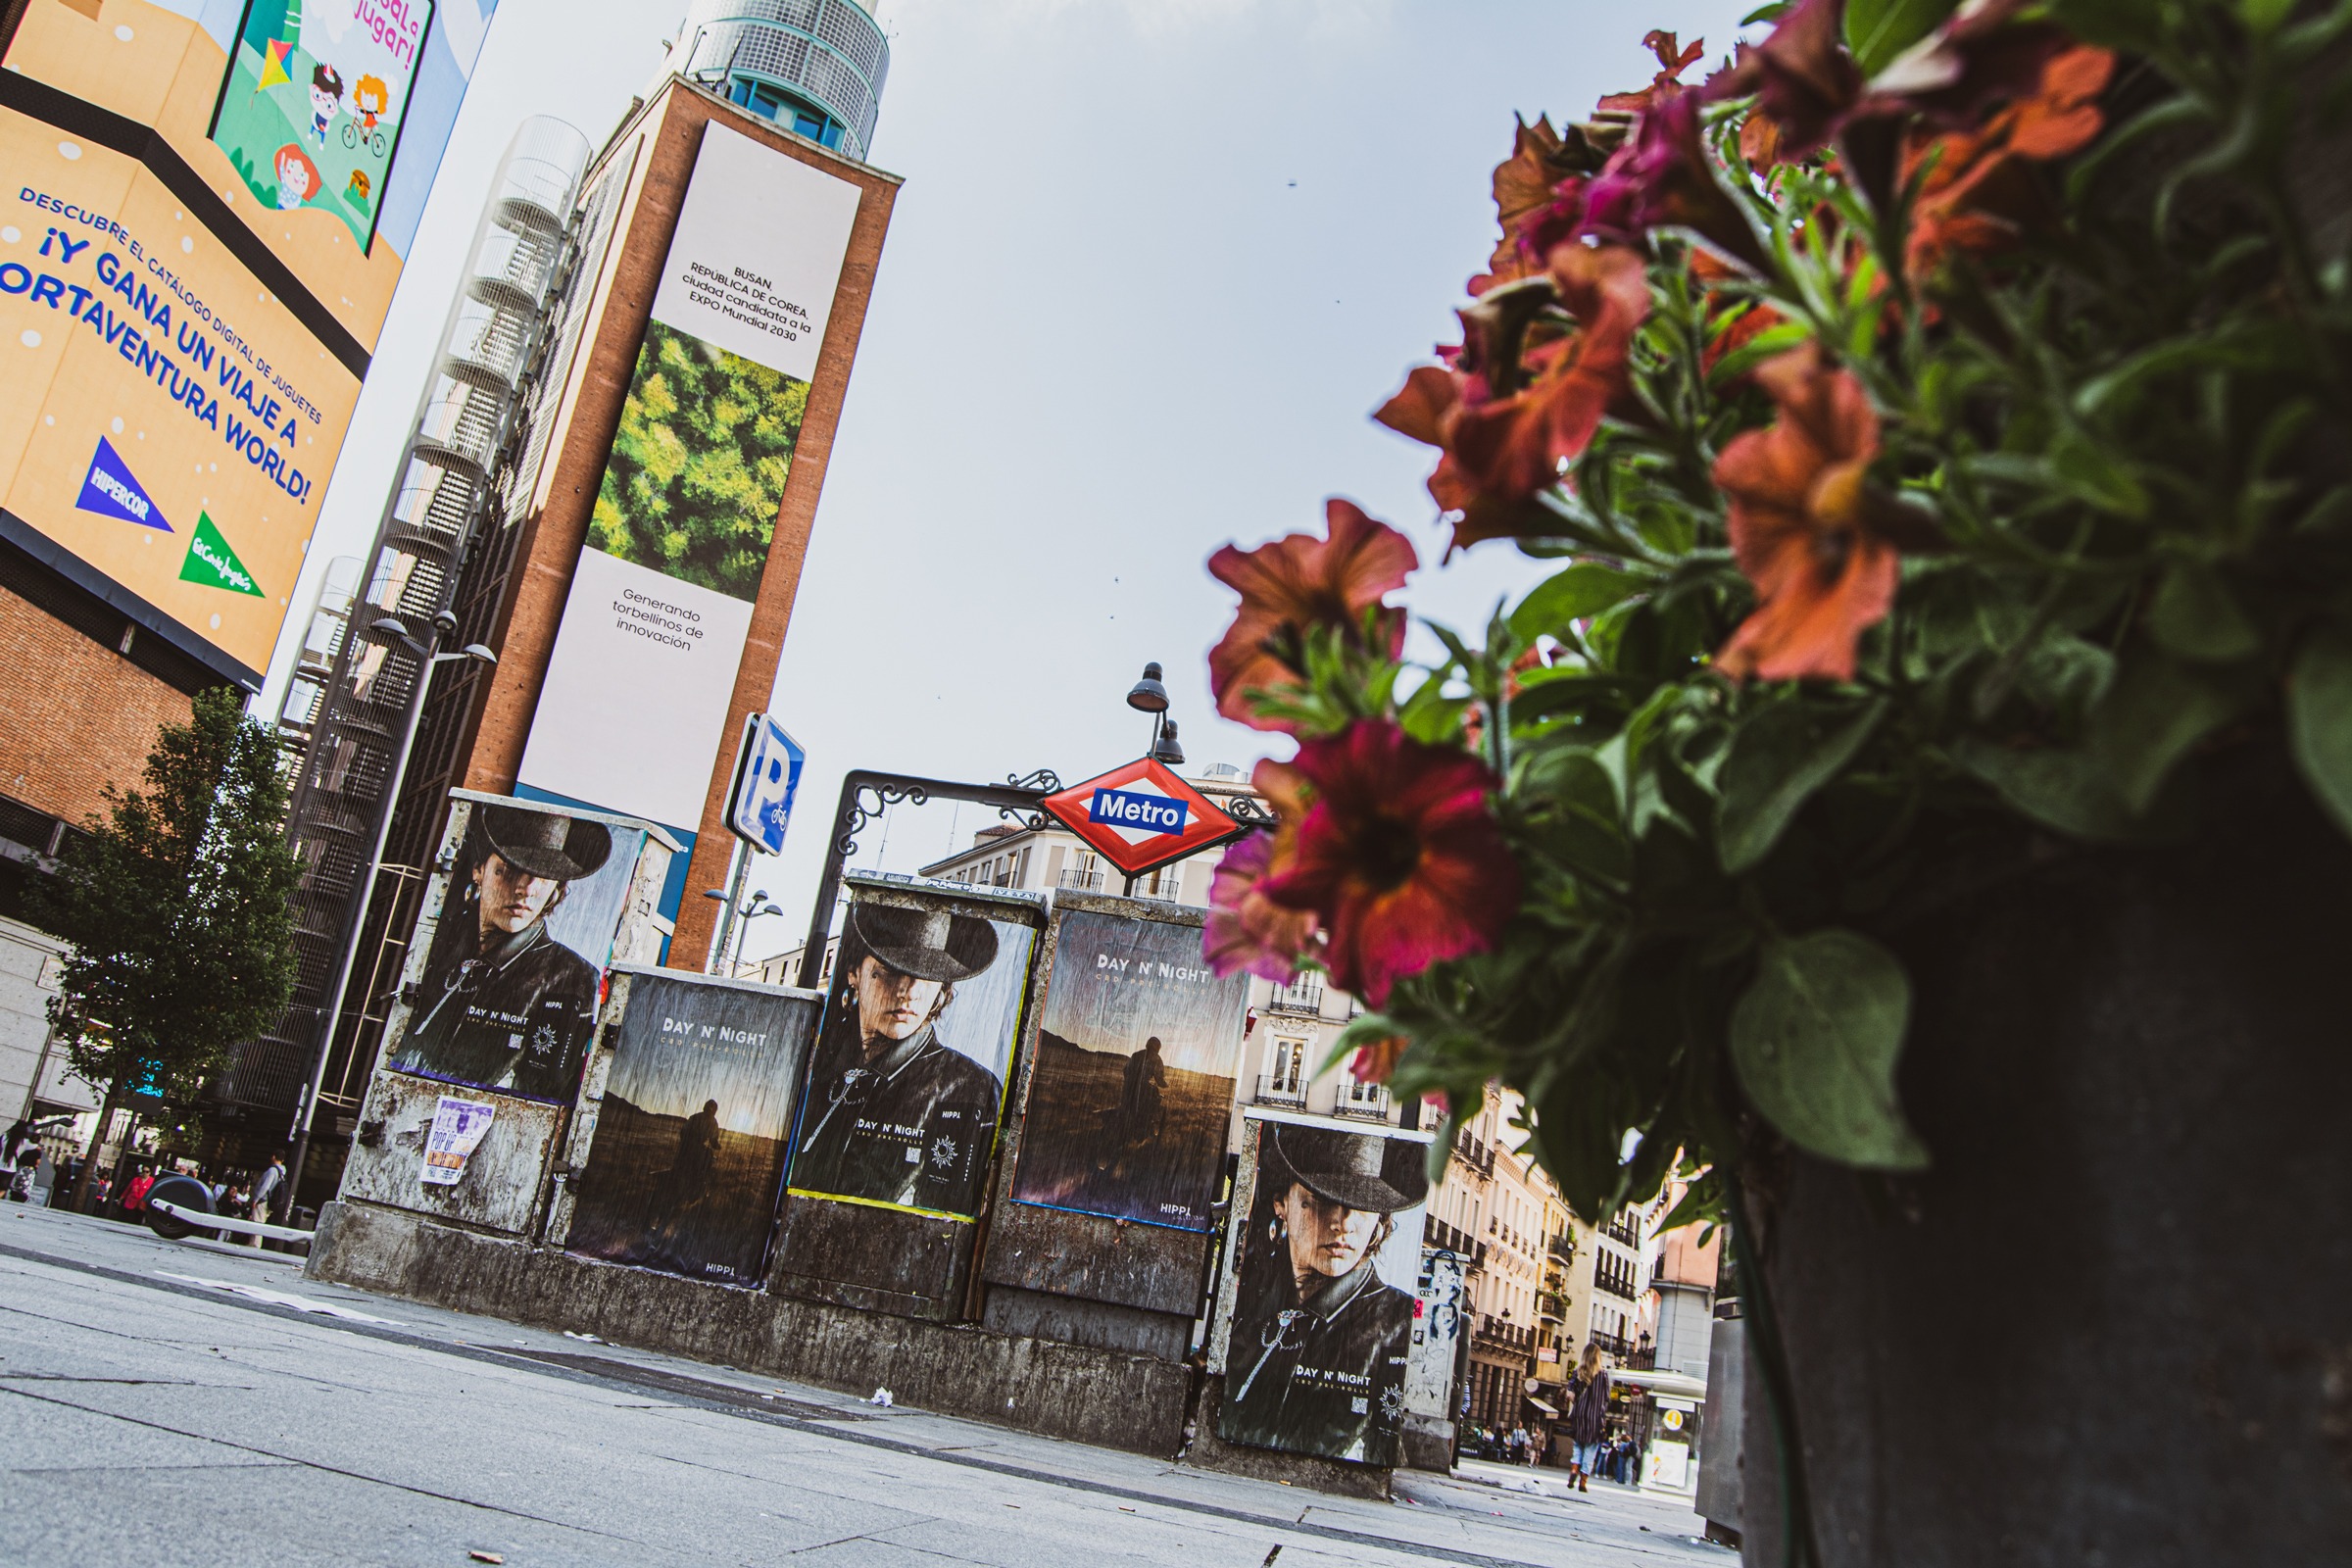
xmin=1523 ymin=1396 xmax=1559 ymax=1418
xmin=1607 ymin=1368 xmax=1708 ymax=1401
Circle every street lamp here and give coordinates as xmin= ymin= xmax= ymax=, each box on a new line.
xmin=705 ymin=885 xmax=783 ymax=977
xmin=1126 ymin=662 xmax=1181 ymax=763
xmin=286 ymin=611 xmax=496 ymax=1213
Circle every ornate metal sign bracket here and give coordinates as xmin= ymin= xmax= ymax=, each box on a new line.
xmin=794 ymin=768 xmax=1063 ymax=989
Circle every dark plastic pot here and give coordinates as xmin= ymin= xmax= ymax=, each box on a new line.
xmin=1740 ymin=746 xmax=2352 ymax=1565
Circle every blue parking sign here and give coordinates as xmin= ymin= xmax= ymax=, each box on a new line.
xmin=726 ymin=713 xmax=806 ymax=856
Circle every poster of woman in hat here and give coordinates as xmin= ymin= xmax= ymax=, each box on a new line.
xmin=786 ymin=894 xmax=1036 ymax=1220
xmin=1219 ymin=1116 xmax=1431 ymax=1465
xmin=388 ymin=803 xmax=647 ymax=1104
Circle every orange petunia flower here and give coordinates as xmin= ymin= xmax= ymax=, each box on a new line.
xmin=1206 ymin=499 xmax=1418 ymax=732
xmin=1903 ymin=43 xmax=2114 ymax=283
xmin=1377 ymin=245 xmax=1652 ymax=552
xmin=1350 ymin=1035 xmax=1408 ymax=1085
xmin=1712 ymin=345 xmax=1898 ymax=682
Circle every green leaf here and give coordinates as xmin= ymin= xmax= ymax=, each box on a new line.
xmin=1716 ymin=699 xmax=1887 ymax=874
xmin=1948 ymin=735 xmax=2143 ymax=839
xmin=2090 ymin=651 xmax=2257 ymax=815
xmin=2237 ymin=0 xmax=2296 ymax=37
xmin=1846 ymin=0 xmax=1958 ymax=74
xmin=1704 ymin=319 xmax=1810 ymax=389
xmin=2147 ymin=565 xmax=2261 ymax=665
xmin=1509 ymin=564 xmax=1645 ymax=642
xmin=1730 ymin=930 xmax=1929 ymax=1171
xmin=2048 ymin=435 xmax=2148 ymax=518
xmin=2288 ymin=626 xmax=2352 ymax=838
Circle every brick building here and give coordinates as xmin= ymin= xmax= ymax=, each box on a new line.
xmin=226 ymin=71 xmax=902 ymax=1199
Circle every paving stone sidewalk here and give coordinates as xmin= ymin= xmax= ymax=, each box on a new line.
xmin=0 ymin=1203 xmax=1731 ymax=1567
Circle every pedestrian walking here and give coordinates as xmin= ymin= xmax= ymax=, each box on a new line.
xmin=1564 ymin=1343 xmax=1611 ymax=1493
xmin=121 ymin=1165 xmax=155 ymax=1217
xmin=249 ymin=1152 xmax=287 ymax=1245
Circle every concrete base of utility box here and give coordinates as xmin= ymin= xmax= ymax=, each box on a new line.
xmin=308 ymin=1200 xmax=1192 ymax=1457
xmin=1176 ymin=1374 xmax=1395 ymax=1500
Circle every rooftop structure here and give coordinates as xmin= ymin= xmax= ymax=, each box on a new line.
xmin=663 ymin=0 xmax=891 ymax=161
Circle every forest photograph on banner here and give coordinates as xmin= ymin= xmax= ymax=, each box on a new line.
xmin=787 ymin=892 xmax=1035 ymax=1222
xmin=1216 ymin=1115 xmax=1431 ymax=1467
xmin=385 ymin=802 xmax=645 ymax=1106
xmin=1011 ymin=908 xmax=1248 ymax=1231
xmin=565 ymin=972 xmax=818 ymax=1285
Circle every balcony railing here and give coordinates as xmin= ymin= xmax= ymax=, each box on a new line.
xmin=1334 ymin=1085 xmax=1391 ymax=1121
xmin=1252 ymin=1073 xmax=1307 ymax=1107
xmin=1594 ymin=1273 xmax=1640 ymax=1301
xmin=1474 ymin=1317 xmax=1536 ymax=1353
xmin=1454 ymin=1133 xmax=1495 ymax=1178
xmin=1267 ymin=980 xmax=1324 ymax=1015
xmin=1056 ymin=867 xmax=1105 ymax=891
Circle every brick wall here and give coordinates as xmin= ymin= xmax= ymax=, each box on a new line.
xmin=0 ymin=586 xmax=193 ymax=827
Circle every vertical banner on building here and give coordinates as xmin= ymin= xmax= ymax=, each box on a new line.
xmin=0 ymin=0 xmax=500 ymax=686
xmin=1010 ymin=907 xmax=1248 ymax=1231
xmin=786 ymin=888 xmax=1037 ymax=1222
xmin=565 ymin=972 xmax=819 ymax=1284
xmin=515 ymin=123 xmax=862 ymax=836
xmin=1210 ymin=1111 xmax=1434 ymax=1467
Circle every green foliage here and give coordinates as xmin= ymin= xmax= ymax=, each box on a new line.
xmin=591 ymin=319 xmax=808 ymax=602
xmin=37 ymin=689 xmax=301 ymax=1106
xmin=1241 ymin=0 xmax=2352 ymax=1224
xmin=1844 ymin=0 xmax=1959 ymax=73
xmin=1730 ymin=931 xmax=1928 ymax=1170
xmin=2288 ymin=626 xmax=2352 ymax=835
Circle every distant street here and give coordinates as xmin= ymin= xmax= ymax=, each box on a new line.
xmin=0 ymin=1207 xmax=1727 ymax=1568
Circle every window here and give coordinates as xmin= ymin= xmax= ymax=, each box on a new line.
xmin=1268 ymin=1038 xmax=1306 ymax=1095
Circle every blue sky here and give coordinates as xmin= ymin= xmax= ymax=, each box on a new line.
xmin=263 ymin=0 xmax=1760 ymax=963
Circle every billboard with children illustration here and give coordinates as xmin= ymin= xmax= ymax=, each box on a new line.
xmin=0 ymin=0 xmax=499 ymax=686
xmin=208 ymin=0 xmax=435 ymax=254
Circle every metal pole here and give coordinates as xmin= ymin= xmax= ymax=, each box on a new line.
xmin=285 ymin=635 xmax=445 ymax=1203
xmin=707 ymin=839 xmax=748 ymax=976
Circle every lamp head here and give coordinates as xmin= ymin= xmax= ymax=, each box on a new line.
xmin=1125 ymin=662 xmax=1169 ymax=714
xmin=430 ymin=609 xmax=461 ymax=638
xmin=368 ymin=615 xmax=411 ymax=642
xmin=1151 ymin=718 xmax=1186 ymax=767
xmin=460 ymin=644 xmax=498 ymax=665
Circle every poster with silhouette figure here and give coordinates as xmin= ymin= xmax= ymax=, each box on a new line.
xmin=565 ymin=972 xmax=818 ymax=1284
xmin=1010 ymin=908 xmax=1248 ymax=1231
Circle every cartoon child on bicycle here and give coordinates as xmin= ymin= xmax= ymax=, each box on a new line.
xmin=308 ymin=63 xmax=344 ymax=146
xmin=353 ymin=74 xmax=391 ymax=139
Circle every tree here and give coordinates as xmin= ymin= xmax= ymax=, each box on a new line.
xmin=40 ymin=687 xmax=301 ymax=1207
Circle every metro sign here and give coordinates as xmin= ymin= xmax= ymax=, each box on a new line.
xmin=1040 ymin=757 xmax=1244 ymax=878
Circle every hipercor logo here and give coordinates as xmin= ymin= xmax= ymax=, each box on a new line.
xmin=74 ymin=436 xmax=170 ymax=531
xmin=1089 ymin=787 xmax=1190 ymax=835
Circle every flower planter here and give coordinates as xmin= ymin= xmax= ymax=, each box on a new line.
xmin=1739 ymin=747 xmax=2352 ymax=1565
